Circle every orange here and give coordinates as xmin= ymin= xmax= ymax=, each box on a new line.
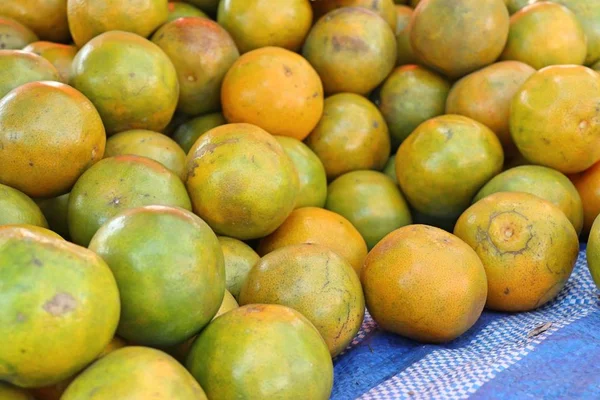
xmin=0 ymin=383 xmax=34 ymax=400
xmin=258 ymin=207 xmax=368 ymax=275
xmin=361 ymin=225 xmax=487 ymax=342
xmin=22 ymin=42 xmax=77 ymax=83
xmin=0 ymin=224 xmax=62 ymax=241
xmin=104 ymin=129 xmax=187 ymax=181
xmin=172 ymin=112 xmax=226 ymax=153
xmin=221 ymin=47 xmax=323 ymax=140
xmin=0 ymin=81 xmax=105 ymax=199
xmin=152 ymin=17 xmax=239 ymax=116
xmin=379 ymin=65 xmax=451 ymax=150
xmin=455 ymin=192 xmax=579 ymax=311
xmin=500 ymin=2 xmax=586 ymax=69
xmin=571 ymin=162 xmax=600 ymax=236
xmin=0 ymin=1 xmax=69 ymax=43
xmin=510 ymin=65 xmax=600 ymax=174
xmin=185 ymin=123 xmax=299 ymax=240
xmin=35 ymin=193 xmax=70 ymax=240
xmin=0 ymin=226 xmax=120 ymax=388
xmin=70 ymin=31 xmax=179 ymax=135
xmin=554 ymin=0 xmax=600 ymax=66
xmin=446 ymin=61 xmax=535 ymax=155
xmin=67 ymin=0 xmax=168 ymax=47
xmin=306 ymin=93 xmax=391 ymax=180
xmin=167 ymin=2 xmax=209 ymax=22
xmin=218 ymin=236 xmax=260 ymax=300
xmin=0 ymin=183 xmax=48 ymax=228
xmin=409 ymin=0 xmax=509 ymax=79
xmin=303 ymin=7 xmax=396 ymax=95
xmin=312 ymin=0 xmax=397 ymax=31
xmin=394 ymin=5 xmax=418 ymax=66
xmin=396 ymin=114 xmax=504 ymax=219
xmin=0 ymin=17 xmax=37 ymax=49
xmin=217 ymin=0 xmax=313 ymax=53
xmin=0 ymin=50 xmax=60 ymax=99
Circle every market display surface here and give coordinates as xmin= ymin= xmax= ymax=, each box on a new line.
xmin=1 ymin=0 xmax=600 ymax=399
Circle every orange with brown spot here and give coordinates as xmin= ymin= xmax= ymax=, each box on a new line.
xmin=0 ymin=17 xmax=37 ymax=49
xmin=455 ymin=192 xmax=579 ymax=312
xmin=221 ymin=47 xmax=323 ymax=140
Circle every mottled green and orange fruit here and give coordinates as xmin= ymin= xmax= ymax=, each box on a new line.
xmin=240 ymin=244 xmax=364 ymax=356
xmin=396 ymin=114 xmax=504 ymax=220
xmin=185 ymin=0 xmax=219 ymax=14
xmin=105 ymin=130 xmax=187 ymax=181
xmin=455 ymin=192 xmax=579 ymax=311
xmin=474 ymin=165 xmax=583 ymax=234
xmin=186 ymin=123 xmax=298 ymax=240
xmin=383 ymin=156 xmax=398 ymax=183
xmin=187 ymin=304 xmax=333 ymax=400
xmin=0 ymin=226 xmax=120 ymax=388
xmin=410 ymin=0 xmax=509 ymax=79
xmin=312 ymin=0 xmax=397 ymax=31
xmin=306 ymin=93 xmax=390 ymax=179
xmin=70 ymin=31 xmax=179 ymax=135
xmin=89 ymin=205 xmax=224 ymax=347
xmin=30 ymin=337 xmax=127 ymax=400
xmin=0 ymin=0 xmax=70 ymax=43
xmin=0 ymin=382 xmax=35 ymax=400
xmin=362 ymin=225 xmax=487 ymax=342
xmin=258 ymin=207 xmax=368 ymax=275
xmin=0 ymin=81 xmax=105 ymax=199
xmin=326 ymin=171 xmax=412 ymax=249
xmin=22 ymin=41 xmax=77 ymax=83
xmin=218 ymin=0 xmax=312 ymax=53
xmin=303 ymin=7 xmax=396 ymax=95
xmin=394 ymin=5 xmax=418 ymax=66
xmin=62 ymin=347 xmax=207 ymax=400
xmin=500 ymin=2 xmax=586 ymax=69
xmin=167 ymin=2 xmax=209 ymax=22
xmin=446 ymin=61 xmax=535 ymax=156
xmin=0 ymin=224 xmax=62 ymax=241
xmin=379 ymin=65 xmax=450 ymax=150
xmin=587 ymin=215 xmax=600 ymax=289
xmin=275 ymin=136 xmax=328 ymax=208
xmin=221 ymin=47 xmax=323 ymax=140
xmin=504 ymin=0 xmax=537 ymax=14
xmin=67 ymin=0 xmax=168 ymax=47
xmin=172 ymin=112 xmax=226 ymax=153
xmin=554 ymin=0 xmax=600 ymax=66
xmin=35 ymin=193 xmax=70 ymax=239
xmin=152 ymin=17 xmax=239 ymax=116
xmin=0 ymin=17 xmax=37 ymax=49
xmin=218 ymin=236 xmax=260 ymax=300
xmin=510 ymin=65 xmax=600 ymax=174
xmin=0 ymin=50 xmax=60 ymax=98
xmin=68 ymin=155 xmax=191 ymax=246
xmin=0 ymin=183 xmax=48 ymax=228
xmin=571 ymin=162 xmax=600 ymax=236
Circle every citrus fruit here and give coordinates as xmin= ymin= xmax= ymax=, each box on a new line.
xmin=70 ymin=31 xmax=179 ymax=135
xmin=0 ymin=17 xmax=37 ymax=50
xmin=361 ymin=224 xmax=487 ymax=342
xmin=0 ymin=50 xmax=60 ymax=99
xmin=62 ymin=347 xmax=207 ymax=400
xmin=0 ymin=183 xmax=48 ymax=228
xmin=500 ymin=2 xmax=586 ymax=69
xmin=185 ymin=123 xmax=299 ymax=240
xmin=167 ymin=2 xmax=209 ymax=22
xmin=455 ymin=192 xmax=579 ymax=311
xmin=258 ymin=207 xmax=368 ymax=275
xmin=185 ymin=0 xmax=219 ymax=14
xmin=218 ymin=236 xmax=260 ymax=300
xmin=446 ymin=61 xmax=535 ymax=155
xmin=0 ymin=81 xmax=105 ymax=199
xmin=187 ymin=304 xmax=333 ymax=400
xmin=172 ymin=112 xmax=226 ymax=153
xmin=68 ymin=155 xmax=191 ymax=246
xmin=0 ymin=1 xmax=70 ymax=43
xmin=275 ymin=136 xmax=328 ymax=209
xmin=22 ymin=41 xmax=77 ymax=83
xmin=221 ymin=46 xmax=323 ymax=140
xmin=0 ymin=227 xmax=120 ymax=388
xmin=240 ymin=243 xmax=364 ymax=356
xmin=510 ymin=65 xmax=600 ymax=174
xmin=474 ymin=165 xmax=584 ymax=234
xmin=104 ymin=129 xmax=187 ymax=181
xmin=553 ymin=0 xmax=600 ymax=66
xmin=571 ymin=162 xmax=600 ymax=236
xmin=152 ymin=17 xmax=239 ymax=116
xmin=396 ymin=114 xmax=504 ymax=219
xmin=217 ymin=0 xmax=313 ymax=53
xmin=312 ymin=0 xmax=397 ymax=31
xmin=306 ymin=93 xmax=391 ymax=180
xmin=0 ymin=383 xmax=34 ymax=400
xmin=409 ymin=0 xmax=509 ymax=79
xmin=326 ymin=171 xmax=412 ymax=249
xmin=35 ymin=193 xmax=70 ymax=239
xmin=213 ymin=289 xmax=238 ymax=320
xmin=586 ymin=215 xmax=600 ymax=289
xmin=505 ymin=0 xmax=537 ymax=14
xmin=0 ymin=224 xmax=62 ymax=241
xmin=89 ymin=205 xmax=225 ymax=347
xmin=302 ymin=7 xmax=396 ymax=95
xmin=383 ymin=156 xmax=398 ymax=183
xmin=394 ymin=5 xmax=418 ymax=66
xmin=379 ymin=65 xmax=451 ymax=150
xmin=67 ymin=0 xmax=168 ymax=47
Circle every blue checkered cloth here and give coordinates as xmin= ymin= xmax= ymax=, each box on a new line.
xmin=332 ymin=244 xmax=600 ymax=399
